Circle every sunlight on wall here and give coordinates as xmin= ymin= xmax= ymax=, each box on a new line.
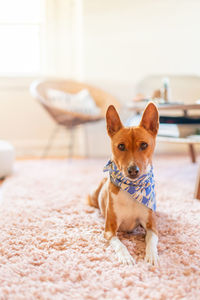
xmin=82 ymin=0 xmax=200 ymax=83
xmin=0 ymin=0 xmax=44 ymax=75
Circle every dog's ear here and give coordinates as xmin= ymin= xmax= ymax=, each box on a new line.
xmin=106 ymin=105 xmax=123 ymax=137
xmin=140 ymin=102 xmax=159 ymax=135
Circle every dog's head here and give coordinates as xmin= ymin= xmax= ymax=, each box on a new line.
xmin=106 ymin=102 xmax=159 ymax=179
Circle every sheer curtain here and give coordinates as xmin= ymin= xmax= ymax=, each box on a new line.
xmin=0 ymin=0 xmax=44 ymax=76
xmin=0 ymin=0 xmax=84 ymax=79
xmin=44 ymin=0 xmax=84 ymax=80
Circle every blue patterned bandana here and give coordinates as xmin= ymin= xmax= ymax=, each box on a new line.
xmin=103 ymin=160 xmax=156 ymax=211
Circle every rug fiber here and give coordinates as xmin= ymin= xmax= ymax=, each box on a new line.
xmin=0 ymin=156 xmax=200 ymax=299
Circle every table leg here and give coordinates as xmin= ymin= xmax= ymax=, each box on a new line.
xmin=189 ymin=144 xmax=196 ymax=163
xmin=194 ymin=166 xmax=200 ymax=200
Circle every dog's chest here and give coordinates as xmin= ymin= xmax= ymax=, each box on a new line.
xmin=112 ymin=189 xmax=149 ymax=232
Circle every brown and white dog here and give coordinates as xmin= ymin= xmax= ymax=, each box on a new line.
xmin=88 ymin=103 xmax=159 ymax=265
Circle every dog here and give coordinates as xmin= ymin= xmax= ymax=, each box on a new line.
xmin=88 ymin=102 xmax=159 ymax=265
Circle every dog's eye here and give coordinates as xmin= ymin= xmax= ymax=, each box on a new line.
xmin=140 ymin=142 xmax=148 ymax=150
xmin=118 ymin=143 xmax=126 ymax=151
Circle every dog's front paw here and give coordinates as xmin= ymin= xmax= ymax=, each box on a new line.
xmin=110 ymin=236 xmax=135 ymax=265
xmin=115 ymin=244 xmax=135 ymax=265
xmin=145 ymin=247 xmax=159 ymax=266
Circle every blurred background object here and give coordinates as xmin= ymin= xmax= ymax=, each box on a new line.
xmin=30 ymin=79 xmax=119 ymax=157
xmin=0 ymin=140 xmax=15 ymax=179
xmin=0 ymin=0 xmax=200 ymax=158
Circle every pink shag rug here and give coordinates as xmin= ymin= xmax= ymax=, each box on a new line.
xmin=0 ymin=155 xmax=200 ymax=299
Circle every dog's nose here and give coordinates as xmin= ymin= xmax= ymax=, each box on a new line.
xmin=127 ymin=165 xmax=140 ymax=178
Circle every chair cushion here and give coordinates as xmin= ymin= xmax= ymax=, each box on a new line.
xmin=0 ymin=140 xmax=15 ymax=178
xmin=47 ymin=88 xmax=101 ymax=116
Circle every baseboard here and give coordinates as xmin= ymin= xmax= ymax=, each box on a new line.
xmin=12 ymin=139 xmax=77 ymax=158
xmin=8 ymin=136 xmax=200 ymax=159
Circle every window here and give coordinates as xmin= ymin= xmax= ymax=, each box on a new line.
xmin=0 ymin=0 xmax=45 ymax=75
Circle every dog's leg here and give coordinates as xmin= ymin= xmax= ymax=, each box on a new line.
xmin=104 ymin=191 xmax=135 ymax=265
xmin=145 ymin=229 xmax=159 ymax=265
xmin=109 ymin=234 xmax=135 ymax=265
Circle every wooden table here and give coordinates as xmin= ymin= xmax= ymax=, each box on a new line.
xmin=127 ymin=102 xmax=200 ymax=114
xmin=126 ymin=102 xmax=200 ymax=200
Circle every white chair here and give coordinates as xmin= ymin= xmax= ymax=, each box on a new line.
xmin=0 ymin=140 xmax=15 ymax=179
xmin=30 ymin=79 xmax=120 ymax=157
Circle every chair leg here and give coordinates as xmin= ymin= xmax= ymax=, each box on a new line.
xmin=84 ymin=125 xmax=89 ymax=158
xmin=68 ymin=127 xmax=75 ymax=158
xmin=189 ymin=144 xmax=196 ymax=163
xmin=42 ymin=125 xmax=60 ymax=158
xmin=194 ymin=166 xmax=200 ymax=200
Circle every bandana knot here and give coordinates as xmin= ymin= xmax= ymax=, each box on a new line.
xmin=103 ymin=160 xmax=156 ymax=211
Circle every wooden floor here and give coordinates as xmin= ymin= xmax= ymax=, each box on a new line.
xmin=16 ymin=156 xmax=84 ymax=160
xmin=0 ymin=179 xmax=4 ymax=203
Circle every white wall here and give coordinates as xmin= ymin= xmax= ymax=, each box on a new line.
xmin=83 ymin=0 xmax=200 ymax=83
xmin=0 ymin=0 xmax=200 ymax=158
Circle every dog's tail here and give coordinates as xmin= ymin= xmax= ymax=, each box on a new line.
xmin=87 ymin=178 xmax=107 ymax=208
xmin=87 ymin=194 xmax=99 ymax=208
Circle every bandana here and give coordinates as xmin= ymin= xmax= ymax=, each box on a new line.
xmin=103 ymin=160 xmax=156 ymax=211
